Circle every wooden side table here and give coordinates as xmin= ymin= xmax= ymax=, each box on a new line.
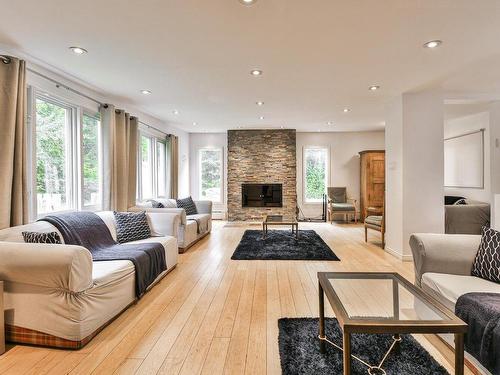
xmin=0 ymin=281 xmax=4 ymax=355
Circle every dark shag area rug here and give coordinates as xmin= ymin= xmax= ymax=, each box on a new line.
xmin=279 ymin=318 xmax=449 ymax=375
xmin=231 ymin=230 xmax=339 ymax=261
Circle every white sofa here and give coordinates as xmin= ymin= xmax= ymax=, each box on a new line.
xmin=410 ymin=233 xmax=500 ymax=375
xmin=131 ymin=199 xmax=212 ymax=252
xmin=0 ymin=211 xmax=180 ymax=349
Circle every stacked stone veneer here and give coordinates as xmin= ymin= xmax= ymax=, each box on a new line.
xmin=227 ymin=129 xmax=297 ymax=221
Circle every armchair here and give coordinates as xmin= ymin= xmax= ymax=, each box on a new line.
xmin=327 ymin=187 xmax=357 ymax=224
xmin=364 ymin=204 xmax=385 ymax=248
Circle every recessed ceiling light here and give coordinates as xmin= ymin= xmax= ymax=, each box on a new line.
xmin=423 ymin=40 xmax=442 ymax=49
xmin=69 ymin=46 xmax=87 ymax=55
xmin=251 ymin=69 xmax=263 ymax=76
xmin=317 ymin=130 xmax=321 ymax=132
xmin=343 ymin=108 xmax=350 ymax=113
xmin=193 ymin=122 xmax=197 ymax=126
xmin=259 ymin=116 xmax=265 ymax=120
xmin=327 ymin=121 xmax=333 ymax=126
xmin=173 ymin=110 xmax=179 ymax=115
xmin=140 ymin=90 xmax=152 ymax=95
xmin=256 ymin=101 xmax=264 ymax=106
xmin=369 ymin=85 xmax=380 ymax=91
xmin=240 ymin=0 xmax=256 ymax=4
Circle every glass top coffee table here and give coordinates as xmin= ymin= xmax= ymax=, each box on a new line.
xmin=262 ymin=214 xmax=299 ymax=239
xmin=317 ymin=272 xmax=468 ymax=375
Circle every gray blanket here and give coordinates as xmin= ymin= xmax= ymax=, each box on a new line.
xmin=41 ymin=212 xmax=166 ymax=298
xmin=455 ymin=292 xmax=500 ymax=374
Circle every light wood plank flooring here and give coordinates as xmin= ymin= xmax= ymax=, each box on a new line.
xmin=0 ymin=222 xmax=472 ymax=374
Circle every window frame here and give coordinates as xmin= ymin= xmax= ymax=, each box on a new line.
xmin=198 ymin=147 xmax=224 ymax=204
xmin=302 ymin=146 xmax=330 ymax=204
xmin=136 ymin=129 xmax=169 ymax=202
xmin=27 ymin=86 xmax=103 ymax=220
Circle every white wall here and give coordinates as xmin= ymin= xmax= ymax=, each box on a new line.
xmin=189 ymin=133 xmax=228 ymax=211
xmin=385 ymin=92 xmax=444 ymax=260
xmin=444 ymin=112 xmax=490 ymax=203
xmin=296 ymin=131 xmax=385 ymax=218
xmin=489 ymin=102 xmax=500 ymax=228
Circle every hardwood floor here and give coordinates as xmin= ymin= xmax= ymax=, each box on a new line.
xmin=0 ymin=221 xmax=472 ymax=374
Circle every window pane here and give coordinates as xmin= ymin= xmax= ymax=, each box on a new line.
xmin=141 ymin=136 xmax=153 ymax=199
xmin=157 ymin=141 xmax=167 ymax=197
xmin=82 ymin=114 xmax=101 ymax=207
xmin=200 ymin=149 xmax=222 ymax=202
xmin=304 ymin=148 xmax=327 ymax=202
xmin=35 ymin=98 xmax=71 ymax=214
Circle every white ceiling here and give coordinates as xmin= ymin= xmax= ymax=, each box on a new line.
xmin=2 ymin=0 xmax=500 ymax=133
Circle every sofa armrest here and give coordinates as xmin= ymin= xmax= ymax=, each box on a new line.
xmin=0 ymin=242 xmax=93 ymax=292
xmin=409 ymin=233 xmax=481 ymax=287
xmin=195 ymin=200 xmax=212 ymax=215
xmin=146 ymin=212 xmax=181 ymax=238
xmin=129 ymin=206 xmax=186 ymax=225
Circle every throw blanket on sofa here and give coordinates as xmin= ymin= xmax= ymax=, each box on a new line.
xmin=187 ymin=214 xmax=209 ymax=234
xmin=455 ymin=292 xmax=500 ymax=374
xmin=41 ymin=212 xmax=166 ymax=298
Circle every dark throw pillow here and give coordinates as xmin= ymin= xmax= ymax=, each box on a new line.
xmin=444 ymin=195 xmax=466 ymax=205
xmin=22 ymin=231 xmax=62 ymax=244
xmin=453 ymin=198 xmax=467 ymax=205
xmin=150 ymin=200 xmax=165 ymax=208
xmin=176 ymin=196 xmax=198 ymax=215
xmin=113 ymin=211 xmax=151 ymax=244
xmin=471 ymin=226 xmax=500 ymax=283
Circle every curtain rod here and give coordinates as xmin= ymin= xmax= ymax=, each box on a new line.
xmin=26 ymin=66 xmax=171 ymax=136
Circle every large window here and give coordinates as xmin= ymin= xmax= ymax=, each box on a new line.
xmin=29 ymin=89 xmax=102 ymax=218
xmin=199 ymin=148 xmax=223 ymax=203
xmin=35 ymin=98 xmax=72 ymax=214
xmin=137 ymin=132 xmax=168 ymax=201
xmin=303 ymin=147 xmax=328 ymax=203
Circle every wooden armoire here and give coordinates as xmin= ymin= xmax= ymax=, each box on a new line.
xmin=359 ymin=150 xmax=385 ymax=222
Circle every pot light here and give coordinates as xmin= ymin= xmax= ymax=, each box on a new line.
xmin=193 ymin=122 xmax=197 ymax=126
xmin=140 ymin=90 xmax=152 ymax=95
xmin=369 ymin=85 xmax=380 ymax=91
xmin=69 ymin=46 xmax=87 ymax=55
xmin=259 ymin=116 xmax=265 ymax=120
xmin=240 ymin=0 xmax=257 ymax=4
xmin=327 ymin=121 xmax=333 ymax=126
xmin=251 ymin=69 xmax=263 ymax=76
xmin=423 ymin=40 xmax=442 ymax=49
xmin=173 ymin=110 xmax=179 ymax=115
xmin=343 ymin=108 xmax=350 ymax=113
xmin=256 ymin=101 xmax=264 ymax=106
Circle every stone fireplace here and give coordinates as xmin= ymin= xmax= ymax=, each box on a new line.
xmin=227 ymin=129 xmax=297 ymax=221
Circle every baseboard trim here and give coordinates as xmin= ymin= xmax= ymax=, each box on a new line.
xmin=385 ymin=246 xmax=413 ymax=262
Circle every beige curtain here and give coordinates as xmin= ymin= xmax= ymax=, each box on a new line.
xmin=0 ymin=56 xmax=28 ymax=229
xmin=100 ymin=105 xmax=138 ymax=211
xmin=167 ymin=134 xmax=179 ymax=199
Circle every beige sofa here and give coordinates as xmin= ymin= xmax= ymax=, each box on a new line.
xmin=131 ymin=199 xmax=212 ymax=252
xmin=410 ymin=233 xmax=500 ymax=374
xmin=0 ymin=211 xmax=180 ymax=348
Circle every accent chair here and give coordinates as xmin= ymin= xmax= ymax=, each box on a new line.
xmin=364 ymin=204 xmax=385 ymax=248
xmin=327 ymin=187 xmax=357 ymax=224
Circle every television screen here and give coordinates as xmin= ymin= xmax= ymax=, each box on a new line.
xmin=242 ymin=183 xmax=283 ymax=207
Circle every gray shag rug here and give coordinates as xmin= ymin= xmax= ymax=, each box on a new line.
xmin=231 ymin=230 xmax=339 ymax=261
xmin=279 ymin=318 xmax=449 ymax=375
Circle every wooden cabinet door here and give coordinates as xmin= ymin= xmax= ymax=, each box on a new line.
xmin=368 ymin=154 xmax=385 ymax=207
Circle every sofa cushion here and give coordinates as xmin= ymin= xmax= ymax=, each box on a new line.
xmin=421 ymin=272 xmax=500 ymax=310
xmin=176 ymin=196 xmax=198 ymax=215
xmin=113 ymin=211 xmax=151 ymax=244
xmin=150 ymin=200 xmax=165 ymax=208
xmin=471 ymin=226 xmax=500 ymax=283
xmin=22 ymin=231 xmax=62 ymax=244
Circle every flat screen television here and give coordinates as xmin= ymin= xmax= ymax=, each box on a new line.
xmin=242 ymin=183 xmax=283 ymax=207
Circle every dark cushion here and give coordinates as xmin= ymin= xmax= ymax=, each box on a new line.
xmin=471 ymin=227 xmax=500 ymax=283
xmin=445 ymin=195 xmax=466 ymax=205
xmin=176 ymin=196 xmax=198 ymax=215
xmin=453 ymin=198 xmax=467 ymax=205
xmin=150 ymin=200 xmax=165 ymax=208
xmin=113 ymin=211 xmax=151 ymax=244
xmin=22 ymin=231 xmax=62 ymax=244
xmin=365 ymin=216 xmax=383 ymax=226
